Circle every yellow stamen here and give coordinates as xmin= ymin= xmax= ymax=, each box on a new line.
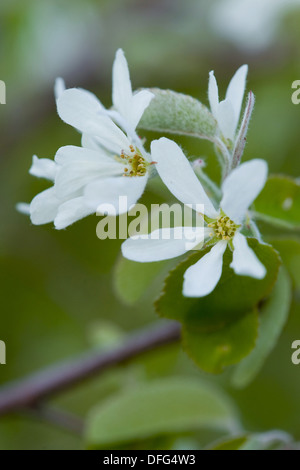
xmin=208 ymin=214 xmax=238 ymax=241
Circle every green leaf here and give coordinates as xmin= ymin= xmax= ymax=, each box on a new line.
xmin=138 ymin=88 xmax=217 ymax=139
xmin=232 ymin=268 xmax=292 ymax=388
xmin=85 ymin=378 xmax=239 ymax=449
xmin=253 ymin=176 xmax=300 ymax=229
xmin=207 ymin=430 xmax=295 ymax=450
xmin=114 ymin=256 xmax=172 ymax=305
xmin=270 ymin=238 xmax=300 ymax=291
xmin=183 ymin=310 xmax=258 ymax=374
xmin=156 ymin=239 xmax=280 ymax=328
xmin=155 ymin=239 xmax=280 ymax=373
xmin=207 ymin=434 xmax=250 ymax=450
xmin=240 ymin=430 xmax=295 ymax=450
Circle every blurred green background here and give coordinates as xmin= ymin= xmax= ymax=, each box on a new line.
xmin=0 ymin=0 xmax=300 ymax=450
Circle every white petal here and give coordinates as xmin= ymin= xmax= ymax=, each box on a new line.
xmin=183 ymin=241 xmax=227 ymax=297
xmin=151 ymin=138 xmax=218 ymax=218
xmin=77 ymin=87 xmax=106 ymax=108
xmin=29 ymin=155 xmax=57 ymax=181
xmin=112 ymin=49 xmax=132 ymax=121
xmin=54 ymin=197 xmax=94 ymax=230
xmin=84 ymin=175 xmax=148 ymax=215
xmin=16 ymin=202 xmax=30 ymax=215
xmin=216 ymin=99 xmax=236 ymax=140
xmin=225 ymin=65 xmax=248 ymax=134
xmin=55 ymin=145 xmax=117 ymax=166
xmin=208 ymin=71 xmax=219 ymax=118
xmin=55 ymin=146 xmax=122 ymax=198
xmin=30 ymin=187 xmax=60 ymax=225
xmin=55 ymin=165 xmax=122 ymax=200
xmin=130 ymin=89 xmax=154 ymax=129
xmin=54 ymin=77 xmax=66 ymax=101
xmin=57 ymin=88 xmax=129 ymax=154
xmin=106 ymin=109 xmax=138 ymax=143
xmin=81 ymin=133 xmax=103 ymax=151
xmin=221 ymin=159 xmax=268 ymax=223
xmin=122 ymin=227 xmax=206 ymax=262
xmin=230 ymin=233 xmax=266 ymax=279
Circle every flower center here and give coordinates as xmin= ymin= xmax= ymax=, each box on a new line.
xmin=208 ymin=214 xmax=237 ymax=241
xmin=121 ymin=145 xmax=148 ymax=177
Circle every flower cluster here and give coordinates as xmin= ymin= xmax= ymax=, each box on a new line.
xmin=19 ymin=49 xmax=154 ymax=229
xmin=19 ymin=49 xmax=268 ymax=298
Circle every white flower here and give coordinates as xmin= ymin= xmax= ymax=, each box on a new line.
xmin=108 ymin=49 xmax=154 ymax=141
xmin=20 ymin=49 xmax=154 ymax=229
xmin=208 ymin=65 xmax=248 ymax=143
xmin=122 ymin=138 xmax=268 ymax=298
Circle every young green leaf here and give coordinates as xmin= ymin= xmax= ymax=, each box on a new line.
xmin=138 ymin=88 xmax=218 ymax=139
xmin=85 ymin=378 xmax=240 ymax=449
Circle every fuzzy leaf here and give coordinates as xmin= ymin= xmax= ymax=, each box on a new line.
xmin=138 ymin=88 xmax=217 ymax=139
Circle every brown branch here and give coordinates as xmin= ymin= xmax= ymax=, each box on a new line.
xmin=0 ymin=322 xmax=181 ymax=416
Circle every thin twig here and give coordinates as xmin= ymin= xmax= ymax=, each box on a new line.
xmin=0 ymin=322 xmax=181 ymax=416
